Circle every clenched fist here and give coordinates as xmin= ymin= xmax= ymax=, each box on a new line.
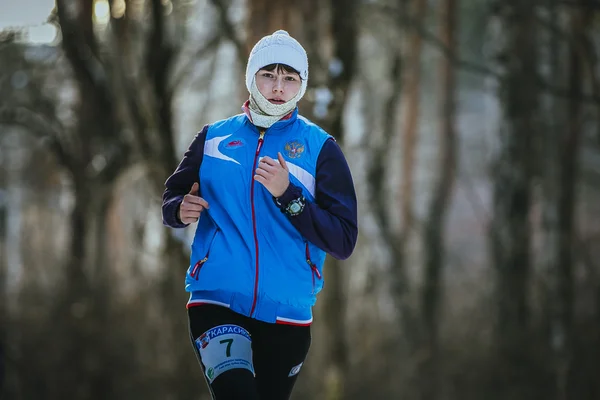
xmin=178 ymin=182 xmax=210 ymax=224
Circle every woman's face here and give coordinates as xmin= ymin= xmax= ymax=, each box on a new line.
xmin=255 ymin=67 xmax=301 ymax=104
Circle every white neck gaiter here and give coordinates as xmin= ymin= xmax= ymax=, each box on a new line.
xmin=248 ymin=78 xmax=302 ymax=128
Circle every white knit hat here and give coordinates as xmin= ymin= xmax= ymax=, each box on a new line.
xmin=245 ymin=30 xmax=309 ymax=99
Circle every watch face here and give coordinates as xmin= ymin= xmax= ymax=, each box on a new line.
xmin=290 ymin=202 xmax=301 ymax=213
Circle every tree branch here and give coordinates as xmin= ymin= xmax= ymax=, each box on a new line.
xmin=209 ymin=0 xmax=246 ymax=65
xmin=147 ymin=0 xmax=178 ymax=173
xmin=552 ymin=0 xmax=600 ymax=9
xmin=0 ymin=106 xmax=73 ymax=171
xmin=120 ymin=75 xmax=154 ymax=163
xmin=366 ymin=3 xmax=501 ymax=78
xmin=55 ymin=0 xmax=109 ymax=94
xmin=169 ymin=33 xmax=222 ymax=94
xmin=365 ymin=54 xmax=402 ymax=250
xmin=536 ymin=76 xmax=600 ymax=105
xmin=370 ymin=3 xmax=600 ymax=106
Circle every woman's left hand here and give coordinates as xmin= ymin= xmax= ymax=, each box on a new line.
xmin=255 ymin=152 xmax=289 ymax=198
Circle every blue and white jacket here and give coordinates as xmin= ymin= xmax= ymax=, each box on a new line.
xmin=162 ymin=108 xmax=358 ymax=325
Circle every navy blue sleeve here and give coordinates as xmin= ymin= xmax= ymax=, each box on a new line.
xmin=162 ymin=125 xmax=208 ymax=228
xmin=275 ymin=138 xmax=358 ymax=260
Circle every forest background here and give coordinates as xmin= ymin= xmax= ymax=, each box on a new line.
xmin=1 ymin=0 xmax=600 ymax=399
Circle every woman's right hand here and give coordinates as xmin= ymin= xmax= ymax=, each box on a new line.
xmin=178 ymin=182 xmax=210 ymax=224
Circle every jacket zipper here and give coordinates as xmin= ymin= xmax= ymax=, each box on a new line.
xmin=190 ymin=228 xmax=220 ymax=280
xmin=250 ymin=129 xmax=266 ymax=316
xmin=305 ymin=242 xmax=321 ymax=294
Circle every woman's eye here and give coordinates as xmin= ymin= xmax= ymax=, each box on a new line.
xmin=262 ymin=73 xmax=273 ymax=78
xmin=285 ymin=76 xmax=297 ymax=81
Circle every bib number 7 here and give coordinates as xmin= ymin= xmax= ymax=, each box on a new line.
xmin=220 ymin=339 xmax=233 ymax=357
xmin=194 ymin=324 xmax=254 ymax=383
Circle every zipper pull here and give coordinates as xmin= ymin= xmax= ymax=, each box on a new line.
xmin=311 ymin=264 xmax=322 ymax=279
xmin=191 ymin=257 xmax=208 ymax=279
xmin=256 ymin=130 xmax=265 ymax=154
xmin=306 ymin=258 xmax=322 ymax=279
xmin=305 ymin=242 xmax=321 ymax=279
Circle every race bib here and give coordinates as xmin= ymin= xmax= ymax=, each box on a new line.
xmin=194 ymin=324 xmax=254 ymax=383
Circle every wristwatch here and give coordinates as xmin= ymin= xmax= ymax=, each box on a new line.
xmin=274 ymin=195 xmax=306 ymax=216
xmin=285 ymin=196 xmax=306 ymax=216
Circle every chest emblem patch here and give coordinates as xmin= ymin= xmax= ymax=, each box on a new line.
xmin=284 ymin=140 xmax=305 ymax=159
xmin=225 ymin=138 xmax=246 ymax=149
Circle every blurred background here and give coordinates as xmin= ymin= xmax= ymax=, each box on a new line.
xmin=1 ymin=0 xmax=600 ymax=399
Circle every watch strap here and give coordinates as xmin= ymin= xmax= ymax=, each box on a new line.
xmin=273 ymin=184 xmax=306 ymax=216
xmin=273 ymin=183 xmax=303 ymax=210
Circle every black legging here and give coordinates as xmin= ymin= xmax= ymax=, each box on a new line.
xmin=188 ymin=305 xmax=311 ymax=400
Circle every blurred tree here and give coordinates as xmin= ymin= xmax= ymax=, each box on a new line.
xmin=0 ymin=140 xmax=5 ymax=400
xmin=315 ymin=3 xmax=358 ymax=398
xmin=418 ymin=0 xmax=458 ymax=399
xmin=243 ymin=0 xmax=303 ymax=54
xmin=45 ymin=1 xmax=132 ymax=397
xmin=540 ymin=0 xmax=589 ymax=398
xmin=0 ymin=35 xmax=9 ymax=396
xmin=362 ymin=0 xmax=415 ymax=348
xmin=55 ymin=0 xmax=221 ymax=397
xmin=0 ymin=29 xmax=84 ymax=399
xmin=399 ymin=0 xmax=427 ymax=238
xmin=0 ymin=0 xmax=223 ymax=398
xmin=488 ymin=1 xmax=538 ymax=399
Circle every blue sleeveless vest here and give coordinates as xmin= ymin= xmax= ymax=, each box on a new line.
xmin=186 ymin=109 xmax=331 ymax=325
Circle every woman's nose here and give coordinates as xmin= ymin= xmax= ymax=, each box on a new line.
xmin=273 ymin=78 xmax=284 ymax=92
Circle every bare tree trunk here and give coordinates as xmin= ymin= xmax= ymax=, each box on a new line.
xmin=88 ymin=186 xmax=118 ymax=399
xmin=0 ymin=166 xmax=6 ymax=398
xmin=489 ymin=2 xmax=538 ymax=399
xmin=54 ymin=1 xmax=128 ymax=396
xmin=51 ymin=179 xmax=93 ymax=398
xmin=2 ymin=0 xmax=203 ymax=396
xmin=243 ymin=0 xmax=315 ymax=61
xmin=540 ymin=0 xmax=568 ymax=395
xmin=556 ymin=4 xmax=585 ymax=398
xmin=381 ymin=3 xmax=428 ymax=390
xmin=245 ymin=2 xmax=304 ymax=53
xmin=368 ymin=52 xmax=418 ymax=336
xmin=388 ymin=0 xmax=427 ymax=359
xmin=418 ymin=0 xmax=458 ymax=398
xmin=148 ymin=0 xmax=178 ymax=172
xmin=400 ymin=0 xmax=427 ymax=234
xmin=312 ymin=2 xmax=358 ymax=398
xmin=541 ymin=1 xmax=587 ymax=398
xmin=362 ymin=0 xmax=423 ymax=355
xmin=577 ymin=7 xmax=600 ymax=397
